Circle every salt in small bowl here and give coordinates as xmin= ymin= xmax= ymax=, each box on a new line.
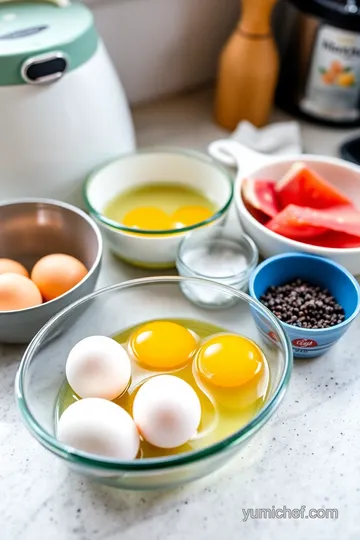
xmin=176 ymin=226 xmax=258 ymax=308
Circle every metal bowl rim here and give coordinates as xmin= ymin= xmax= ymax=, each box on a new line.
xmin=0 ymin=198 xmax=103 ymax=315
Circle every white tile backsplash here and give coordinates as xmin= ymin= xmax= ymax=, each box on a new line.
xmin=88 ymin=0 xmax=239 ymax=104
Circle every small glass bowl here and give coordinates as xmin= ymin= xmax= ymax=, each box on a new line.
xmin=176 ymin=226 xmax=259 ymax=308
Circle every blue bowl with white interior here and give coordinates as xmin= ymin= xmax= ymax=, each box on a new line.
xmin=249 ymin=253 xmax=360 ymax=359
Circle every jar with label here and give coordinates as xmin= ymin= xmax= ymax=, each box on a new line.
xmin=276 ymin=0 xmax=360 ymax=126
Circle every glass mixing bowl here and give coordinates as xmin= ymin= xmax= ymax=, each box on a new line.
xmin=15 ymin=277 xmax=292 ymax=490
xmin=83 ymin=148 xmax=234 ymax=269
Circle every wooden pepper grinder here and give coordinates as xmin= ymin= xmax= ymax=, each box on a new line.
xmin=215 ymin=0 xmax=279 ymax=130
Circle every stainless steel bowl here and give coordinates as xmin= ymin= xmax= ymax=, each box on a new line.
xmin=0 ymin=199 xmax=102 ymax=343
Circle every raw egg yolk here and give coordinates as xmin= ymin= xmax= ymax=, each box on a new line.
xmin=196 ymin=334 xmax=263 ymax=388
xmin=129 ymin=321 xmax=197 ymax=370
xmin=122 ymin=207 xmax=173 ymax=231
xmin=172 ymin=206 xmax=213 ymax=227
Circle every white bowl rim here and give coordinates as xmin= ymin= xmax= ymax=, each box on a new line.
xmin=84 ymin=146 xmax=234 ymax=237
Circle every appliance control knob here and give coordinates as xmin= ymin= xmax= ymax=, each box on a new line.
xmin=21 ymin=53 xmax=68 ymax=85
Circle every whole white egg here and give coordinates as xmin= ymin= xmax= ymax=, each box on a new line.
xmin=57 ymin=398 xmax=140 ymax=459
xmin=66 ymin=336 xmax=131 ymax=400
xmin=132 ymin=375 xmax=201 ymax=449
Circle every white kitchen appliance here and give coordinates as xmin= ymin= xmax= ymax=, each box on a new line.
xmin=0 ymin=0 xmax=135 ymax=204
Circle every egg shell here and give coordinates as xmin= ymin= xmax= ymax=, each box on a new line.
xmin=0 ymin=258 xmax=29 ymax=278
xmin=57 ymin=398 xmax=140 ymax=460
xmin=132 ymin=375 xmax=202 ymax=449
xmin=31 ymin=253 xmax=88 ymax=301
xmin=0 ymin=273 xmax=42 ymax=311
xmin=66 ymin=336 xmax=132 ymax=400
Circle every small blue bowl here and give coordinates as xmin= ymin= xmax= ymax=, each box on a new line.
xmin=249 ymin=253 xmax=360 ymax=359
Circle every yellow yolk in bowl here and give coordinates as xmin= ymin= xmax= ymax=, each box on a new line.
xmin=129 ymin=321 xmax=197 ymax=370
xmin=122 ymin=207 xmax=173 ymax=231
xmin=196 ymin=334 xmax=263 ymax=388
xmin=172 ymin=206 xmax=213 ymax=227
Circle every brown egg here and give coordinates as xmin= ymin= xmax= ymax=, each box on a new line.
xmin=31 ymin=254 xmax=88 ymax=301
xmin=0 ymin=273 xmax=42 ymax=311
xmin=0 ymin=258 xmax=29 ymax=278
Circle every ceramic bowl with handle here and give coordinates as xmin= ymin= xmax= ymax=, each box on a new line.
xmin=0 ymin=199 xmax=102 ymax=344
xmin=84 ymin=148 xmax=234 ymax=269
xmin=208 ymin=140 xmax=360 ymax=276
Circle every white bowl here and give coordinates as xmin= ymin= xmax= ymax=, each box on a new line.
xmin=84 ymin=148 xmax=233 ymax=269
xmin=209 ymin=140 xmax=360 ymax=276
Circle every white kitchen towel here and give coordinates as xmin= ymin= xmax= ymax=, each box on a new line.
xmin=230 ymin=120 xmax=302 ymax=155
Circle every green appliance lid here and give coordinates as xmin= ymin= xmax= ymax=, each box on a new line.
xmin=0 ymin=0 xmax=98 ymax=85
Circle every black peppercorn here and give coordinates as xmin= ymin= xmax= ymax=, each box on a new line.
xmin=260 ymin=279 xmax=345 ymax=330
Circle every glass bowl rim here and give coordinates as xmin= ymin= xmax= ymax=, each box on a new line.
xmin=15 ymin=276 xmax=293 ymax=472
xmin=177 ymin=229 xmax=259 ymax=282
xmin=83 ymin=147 xmax=234 ymax=236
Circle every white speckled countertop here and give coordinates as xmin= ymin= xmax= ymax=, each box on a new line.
xmin=2 ymin=90 xmax=360 ymax=540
